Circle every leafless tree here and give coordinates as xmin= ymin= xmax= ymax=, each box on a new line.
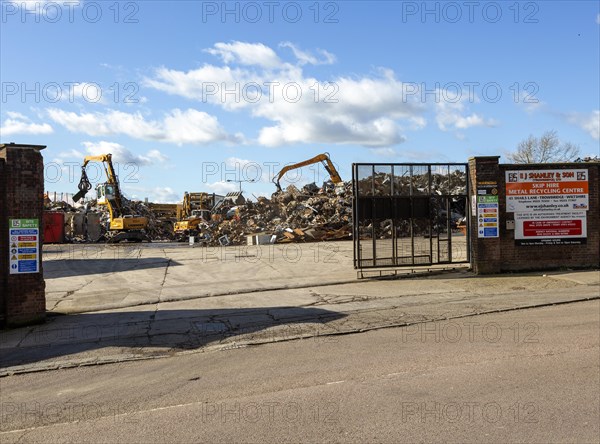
xmin=507 ymin=130 xmax=580 ymax=163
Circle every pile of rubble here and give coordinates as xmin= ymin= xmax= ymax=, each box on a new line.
xmin=46 ymin=181 xmax=354 ymax=245
xmin=190 ymin=181 xmax=353 ymax=246
xmin=45 ymin=197 xmax=177 ymax=243
xmin=120 ymin=200 xmax=177 ymax=241
xmin=46 ymin=169 xmax=471 ymax=245
xmin=357 ymin=168 xmax=467 ymax=196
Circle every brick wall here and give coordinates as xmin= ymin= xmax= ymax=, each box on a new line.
xmin=0 ymin=157 xmax=6 ymax=326
xmin=469 ymin=157 xmax=600 ymax=274
xmin=0 ymin=143 xmax=47 ymax=327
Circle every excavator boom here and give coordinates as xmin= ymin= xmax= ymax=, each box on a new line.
xmin=82 ymin=154 xmax=118 ymax=184
xmin=273 ymin=152 xmax=342 ymax=192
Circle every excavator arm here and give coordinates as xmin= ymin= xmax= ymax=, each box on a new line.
xmin=272 ymin=153 xmax=342 ymax=192
xmin=72 ymin=152 xmax=148 ymax=242
xmin=73 ymin=153 xmax=123 ymax=215
xmin=82 ymin=154 xmax=118 ymax=185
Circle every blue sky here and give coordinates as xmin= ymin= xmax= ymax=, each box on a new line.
xmin=1 ymin=0 xmax=599 ymax=202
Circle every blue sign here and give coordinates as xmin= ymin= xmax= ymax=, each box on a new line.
xmin=9 ymin=229 xmax=38 ymax=235
xmin=18 ymin=260 xmax=38 ymax=273
xmin=483 ymin=228 xmax=498 ymax=237
xmin=9 ymin=222 xmax=39 ymax=274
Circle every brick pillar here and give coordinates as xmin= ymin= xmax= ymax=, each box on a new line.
xmin=0 ymin=143 xmax=47 ymax=327
xmin=0 ymin=157 xmax=6 ymax=326
xmin=469 ymin=156 xmax=502 ymax=274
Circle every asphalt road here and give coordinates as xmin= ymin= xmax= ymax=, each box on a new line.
xmin=1 ymin=300 xmax=598 ymax=443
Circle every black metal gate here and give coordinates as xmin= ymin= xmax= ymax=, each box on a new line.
xmin=352 ymin=163 xmax=470 ymax=269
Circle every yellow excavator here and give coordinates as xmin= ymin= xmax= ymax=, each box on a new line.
xmin=173 ymin=192 xmax=214 ymax=239
xmin=272 ymin=152 xmax=342 ymax=192
xmin=73 ymin=153 xmax=149 ymax=243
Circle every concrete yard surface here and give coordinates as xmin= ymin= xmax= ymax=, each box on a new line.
xmin=1 ymin=243 xmax=598 ymax=374
xmin=43 ymin=241 xmax=359 ymax=313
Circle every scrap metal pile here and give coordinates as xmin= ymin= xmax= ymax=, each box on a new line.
xmin=355 ymin=168 xmax=468 ymax=239
xmin=356 ymin=169 xmax=467 ymax=196
xmin=191 ymin=181 xmax=353 ymax=246
xmin=46 ymin=181 xmax=354 ymax=245
xmin=45 ymin=198 xmax=177 ymax=242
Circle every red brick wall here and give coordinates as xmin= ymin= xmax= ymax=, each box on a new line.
xmin=469 ymin=157 xmax=600 ymax=274
xmin=0 ymin=144 xmax=46 ymax=327
xmin=497 ymin=163 xmax=599 ymax=272
xmin=0 ymin=157 xmax=6 ymax=326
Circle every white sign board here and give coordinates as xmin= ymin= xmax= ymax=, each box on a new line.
xmin=477 ymin=195 xmax=499 ymax=238
xmin=514 ymin=211 xmax=587 ymax=245
xmin=9 ymin=219 xmax=40 ymax=274
xmin=505 ymin=169 xmax=589 ymax=213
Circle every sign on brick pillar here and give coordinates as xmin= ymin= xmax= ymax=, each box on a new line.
xmin=0 ymin=143 xmax=47 ymax=326
xmin=468 ymin=156 xmax=502 ymax=274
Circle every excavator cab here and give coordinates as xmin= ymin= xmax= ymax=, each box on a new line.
xmin=96 ymin=183 xmax=116 ymax=205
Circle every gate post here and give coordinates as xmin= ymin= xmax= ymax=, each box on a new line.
xmin=0 ymin=156 xmax=6 ymax=325
xmin=0 ymin=143 xmax=47 ymax=327
xmin=469 ymin=156 xmax=502 ymax=274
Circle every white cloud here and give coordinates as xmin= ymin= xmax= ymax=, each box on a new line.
xmin=62 ymin=82 xmax=104 ymax=103
xmin=224 ymin=157 xmax=277 ymax=183
xmin=47 ymin=108 xmax=241 ymax=145
xmin=148 ymin=187 xmax=180 ymax=203
xmin=47 ymin=144 xmax=169 ymax=190
xmin=5 ymin=1 xmax=49 ymax=11
xmin=279 ymin=42 xmax=336 ymax=65
xmin=162 ymin=109 xmax=241 ymax=144
xmin=250 ymin=72 xmax=423 ymax=147
xmin=205 ymin=42 xmax=281 ymax=68
xmin=0 ymin=112 xmax=53 ymax=136
xmin=515 ymin=89 xmax=545 ymax=114
xmin=146 ymin=149 xmax=169 ymax=163
xmin=6 ymin=111 xmax=27 ymax=119
xmin=144 ymin=45 xmax=425 ymax=147
xmin=81 ymin=141 xmax=169 ymax=166
xmin=435 ymin=101 xmax=497 ymax=131
xmin=54 ymin=148 xmax=85 ymax=161
xmin=569 ymin=111 xmax=600 ymax=140
xmin=142 ymin=65 xmax=246 ymax=108
xmin=225 ymin=156 xmax=254 ymax=168
xmin=370 ymin=147 xmax=398 ymax=158
xmin=398 ymin=150 xmax=452 ymax=162
xmin=47 ymin=109 xmax=158 ymax=138
xmin=407 ymin=116 xmax=427 ymax=130
xmin=205 ymin=181 xmax=240 ymax=195
xmin=7 ymin=1 xmax=54 ymax=5
xmin=50 ymin=143 xmax=168 ymax=172
xmin=4 ymin=1 xmax=81 ymax=18
xmin=144 ymin=42 xmax=499 ymax=147
xmin=126 ymin=186 xmax=180 ymax=203
xmin=596 ymin=13 xmax=600 ymax=24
